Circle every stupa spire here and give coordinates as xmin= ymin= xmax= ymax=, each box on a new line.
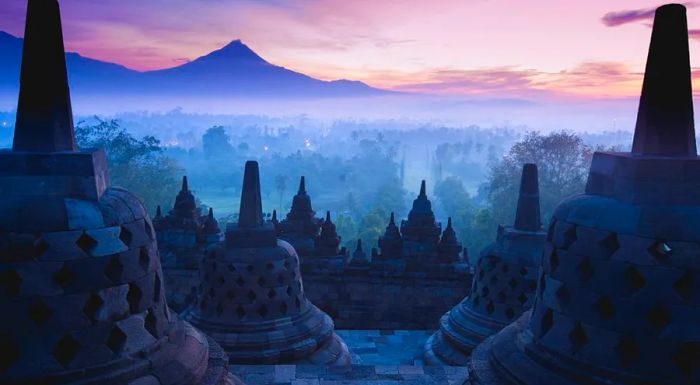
xmin=298 ymin=176 xmax=306 ymax=194
xmin=513 ymin=163 xmax=542 ymax=231
xmin=419 ymin=180 xmax=427 ymax=197
xmin=325 ymin=210 xmax=332 ymax=223
xmin=632 ymin=4 xmax=696 ymax=156
xmin=13 ymin=0 xmax=76 ymax=152
xmin=181 ymin=175 xmax=189 ymax=192
xmin=238 ymin=161 xmax=263 ymax=228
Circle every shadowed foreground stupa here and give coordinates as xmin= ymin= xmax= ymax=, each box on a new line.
xmin=425 ymin=164 xmax=545 ymax=365
xmin=0 ymin=1 xmax=236 ymax=384
xmin=471 ymin=5 xmax=700 ymax=385
xmin=185 ymin=161 xmax=351 ymax=365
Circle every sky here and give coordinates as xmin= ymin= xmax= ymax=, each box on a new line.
xmin=2 ymin=0 xmax=700 ymax=99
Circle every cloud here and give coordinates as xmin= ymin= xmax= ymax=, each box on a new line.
xmin=602 ymin=3 xmax=697 ymax=27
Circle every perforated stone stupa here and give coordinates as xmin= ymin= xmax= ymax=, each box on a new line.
xmin=470 ymin=5 xmax=700 ymax=385
xmin=425 ymin=163 xmax=545 ymax=365
xmin=0 ymin=1 xmax=236 ymax=384
xmin=185 ymin=161 xmax=351 ymax=365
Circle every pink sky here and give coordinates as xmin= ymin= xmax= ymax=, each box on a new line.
xmin=3 ymin=0 xmax=700 ymax=98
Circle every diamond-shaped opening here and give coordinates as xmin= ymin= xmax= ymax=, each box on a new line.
xmin=106 ymin=326 xmax=127 ymax=354
xmin=208 ymin=287 xmax=216 ymax=299
xmin=216 ymin=303 xmax=224 ymax=316
xmin=569 ymin=322 xmax=588 ymax=351
xmin=257 ymin=277 xmax=266 ymax=286
xmin=246 ymin=264 xmax=254 ymax=273
xmin=648 ymin=241 xmax=672 ymax=260
xmin=104 ymin=257 xmax=124 ymax=284
xmin=144 ymin=309 xmax=158 ymax=338
xmin=595 ymin=296 xmax=615 ymax=320
xmin=266 ymin=262 xmax=274 ymax=270
xmin=673 ymin=273 xmax=693 ymax=301
xmin=286 ymin=286 xmax=293 ymax=296
xmin=555 ymin=285 xmax=570 ymax=304
xmin=258 ymin=305 xmax=268 ymax=318
xmin=236 ymin=277 xmax=245 ymax=286
xmin=75 ymin=233 xmax=97 ymax=253
xmin=227 ymin=264 xmax=236 ymax=272
xmin=517 ymin=292 xmax=528 ymax=305
xmin=32 ymin=238 xmax=49 ymax=259
xmin=28 ymin=299 xmax=52 ymax=326
xmin=501 ymin=264 xmax=509 ymax=273
xmin=53 ymin=334 xmax=80 ymax=367
xmin=520 ymin=267 xmax=528 ymax=276
xmin=616 ymin=335 xmax=639 ymax=367
xmin=0 ymin=333 xmax=19 ymax=372
xmin=508 ymin=278 xmax=518 ymax=289
xmin=625 ymin=266 xmax=646 ymax=292
xmin=83 ymin=293 xmax=104 ymax=323
xmin=561 ymin=225 xmax=577 ymax=249
xmin=497 ymin=291 xmax=507 ymax=302
xmin=235 ymin=305 xmax=246 ymax=318
xmin=674 ymin=342 xmax=700 ymax=380
xmin=1 ymin=269 xmax=21 ymax=296
xmin=486 ymin=301 xmax=495 ymax=314
xmin=577 ymin=258 xmax=594 ymax=283
xmin=277 ymin=274 xmax=285 ymax=284
xmin=127 ymin=283 xmax=143 ymax=314
xmin=540 ymin=308 xmax=554 ymax=337
xmin=226 ymin=290 xmax=235 ymax=300
xmin=646 ymin=303 xmax=671 ymax=329
xmin=280 ymin=301 xmax=288 ymax=314
xmin=54 ymin=264 xmax=75 ymax=289
xmin=247 ymin=290 xmax=256 ymax=301
xmin=217 ymin=275 xmax=225 ymax=286
xmin=119 ymin=226 xmax=133 ymax=247
xmin=139 ymin=247 xmax=150 ymax=272
xmin=480 ymin=286 xmax=490 ymax=297
xmin=550 ymin=250 xmax=559 ymax=273
xmin=268 ymin=289 xmax=276 ymax=299
xmin=489 ymin=275 xmax=499 ymax=285
xmin=200 ymin=299 xmax=208 ymax=310
xmin=505 ymin=307 xmax=516 ymax=320
xmin=153 ymin=274 xmax=161 ymax=303
xmin=599 ymin=233 xmax=620 ymax=258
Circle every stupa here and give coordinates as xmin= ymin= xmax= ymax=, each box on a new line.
xmin=471 ymin=5 xmax=700 ymax=385
xmin=185 ymin=162 xmax=351 ymax=365
xmin=314 ymin=211 xmax=344 ymax=257
xmin=400 ymin=181 xmax=442 ymax=258
xmin=0 ymin=1 xmax=236 ymax=384
xmin=277 ymin=177 xmax=322 ymax=256
xmin=377 ymin=213 xmax=403 ymax=259
xmin=425 ymin=164 xmax=544 ymax=365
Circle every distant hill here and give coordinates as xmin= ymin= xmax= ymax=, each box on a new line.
xmin=0 ymin=32 xmax=386 ymax=99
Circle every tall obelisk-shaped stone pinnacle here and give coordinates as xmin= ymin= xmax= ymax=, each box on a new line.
xmin=632 ymin=4 xmax=696 ymax=156
xmin=13 ymin=0 xmax=76 ymax=152
xmin=513 ymin=163 xmax=541 ymax=231
xmin=238 ymin=161 xmax=264 ymax=228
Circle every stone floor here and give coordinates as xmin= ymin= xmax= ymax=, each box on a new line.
xmin=229 ymin=330 xmax=470 ymax=385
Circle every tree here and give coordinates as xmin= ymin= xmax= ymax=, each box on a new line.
xmin=487 ymin=131 xmax=592 ymax=228
xmin=202 ymin=126 xmax=233 ymax=158
xmin=75 ymin=118 xmax=183 ymax=214
xmin=274 ymin=174 xmax=287 ymax=211
xmin=434 ymin=177 xmax=473 ymax=216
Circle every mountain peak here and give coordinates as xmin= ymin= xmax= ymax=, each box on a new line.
xmin=200 ymin=39 xmax=269 ymax=65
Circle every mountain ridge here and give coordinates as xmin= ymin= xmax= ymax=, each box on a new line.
xmin=0 ymin=31 xmax=387 ymax=98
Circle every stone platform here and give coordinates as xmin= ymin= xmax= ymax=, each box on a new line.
xmin=228 ymin=329 xmax=469 ymax=385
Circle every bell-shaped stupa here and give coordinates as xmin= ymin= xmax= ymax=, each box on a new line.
xmin=425 ymin=164 xmax=545 ymax=365
xmin=0 ymin=2 xmax=236 ymax=384
xmin=185 ymin=162 xmax=351 ymax=365
xmin=471 ymin=5 xmax=700 ymax=385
